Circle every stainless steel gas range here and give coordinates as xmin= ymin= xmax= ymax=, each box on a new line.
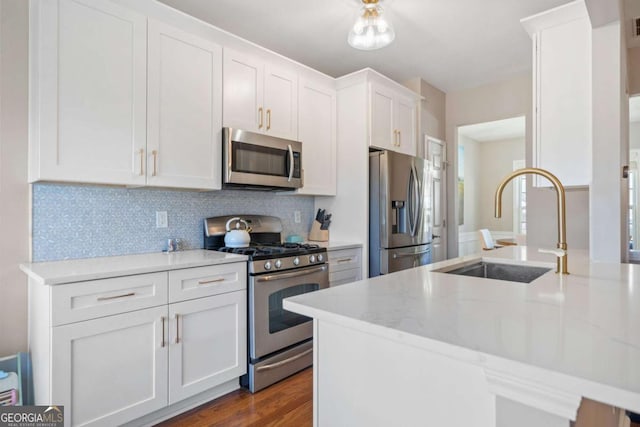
xmin=204 ymin=215 xmax=328 ymax=392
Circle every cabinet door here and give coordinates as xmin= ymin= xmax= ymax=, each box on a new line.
xmin=52 ymin=306 xmax=168 ymax=427
xmin=31 ymin=0 xmax=147 ymax=185
xmin=329 ymin=268 xmax=362 ymax=287
xmin=223 ymin=49 xmax=264 ymax=133
xmin=263 ymin=65 xmax=298 ymax=139
xmin=369 ymin=83 xmax=395 ymax=151
xmin=147 ymin=20 xmax=223 ymax=190
xmin=395 ymin=95 xmax=418 ymax=156
xmin=297 ymin=79 xmax=336 ymax=195
xmin=168 ymin=291 xmax=247 ymax=404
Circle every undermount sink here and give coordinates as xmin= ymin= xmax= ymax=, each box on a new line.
xmin=439 ymin=261 xmax=552 ymax=284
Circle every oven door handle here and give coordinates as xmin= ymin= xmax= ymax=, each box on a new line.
xmin=287 ymin=144 xmax=294 ymax=182
xmin=257 ymin=265 xmax=327 ymax=282
xmin=256 ymin=348 xmax=313 ymax=372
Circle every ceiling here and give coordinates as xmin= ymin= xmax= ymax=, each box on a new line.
xmin=158 ymin=0 xmax=572 ymax=92
xmin=458 ymin=116 xmax=525 ymax=142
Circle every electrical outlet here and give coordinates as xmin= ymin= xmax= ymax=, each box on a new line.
xmin=294 ymin=211 xmax=301 ymax=224
xmin=156 ymin=211 xmax=168 ymax=228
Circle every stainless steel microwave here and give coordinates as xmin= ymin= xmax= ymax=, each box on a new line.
xmin=222 ymin=128 xmax=302 ymax=191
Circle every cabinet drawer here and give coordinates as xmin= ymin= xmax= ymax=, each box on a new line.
xmin=52 ymin=272 xmax=168 ymax=326
xmin=329 ymin=268 xmax=362 ymax=287
xmin=328 ymin=248 xmax=362 ymax=273
xmin=168 ymin=263 xmax=246 ymax=303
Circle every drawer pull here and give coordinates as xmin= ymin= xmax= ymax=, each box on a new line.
xmin=336 ymin=258 xmax=353 ymax=264
xmin=198 ymin=277 xmax=225 ymax=285
xmin=161 ymin=316 xmax=166 ymax=348
xmin=96 ymin=292 xmax=136 ymax=301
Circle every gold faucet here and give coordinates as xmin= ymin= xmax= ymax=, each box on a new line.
xmin=494 ymin=167 xmax=569 ymax=275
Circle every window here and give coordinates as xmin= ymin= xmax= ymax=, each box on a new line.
xmin=513 ymin=160 xmax=526 ymax=235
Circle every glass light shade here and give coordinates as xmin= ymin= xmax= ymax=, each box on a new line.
xmin=348 ymin=3 xmax=395 ymax=50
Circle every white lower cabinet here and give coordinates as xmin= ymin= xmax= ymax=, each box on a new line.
xmin=328 ymin=247 xmax=363 ymax=286
xmin=30 ymin=262 xmax=247 ymax=427
xmin=168 ymin=291 xmax=246 ymax=404
xmin=52 ymin=306 xmax=168 ymax=427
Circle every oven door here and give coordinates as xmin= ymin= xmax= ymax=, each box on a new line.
xmin=249 ymin=263 xmax=328 ymax=360
xmin=223 ymin=127 xmax=302 ymax=189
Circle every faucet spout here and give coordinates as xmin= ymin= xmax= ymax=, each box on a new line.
xmin=494 ymin=167 xmax=569 ymax=274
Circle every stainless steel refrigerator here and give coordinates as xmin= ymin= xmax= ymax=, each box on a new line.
xmin=369 ymin=150 xmax=432 ymax=276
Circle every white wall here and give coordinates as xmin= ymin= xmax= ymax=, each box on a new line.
xmin=404 ymin=77 xmax=446 ymax=154
xmin=630 ymin=47 xmax=640 ymax=96
xmin=590 ymin=21 xmax=627 ymax=262
xmin=0 ymin=0 xmax=29 ymax=355
xmin=458 ymin=134 xmax=480 ymax=233
xmin=631 ymin=121 xmax=640 ymax=148
xmin=478 ymin=137 xmax=525 ymax=232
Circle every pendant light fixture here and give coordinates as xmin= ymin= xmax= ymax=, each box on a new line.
xmin=348 ymin=0 xmax=395 ymax=51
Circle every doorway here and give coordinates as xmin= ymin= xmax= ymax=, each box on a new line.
xmin=425 ymin=136 xmax=447 ymax=262
xmin=455 ymin=116 xmax=526 ymax=256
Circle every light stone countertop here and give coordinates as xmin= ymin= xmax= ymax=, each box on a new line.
xmin=284 ymin=246 xmax=640 ymax=413
xmin=20 ymin=249 xmax=248 ymax=285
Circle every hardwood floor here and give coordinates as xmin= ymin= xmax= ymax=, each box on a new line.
xmin=157 ymin=368 xmax=312 ymax=427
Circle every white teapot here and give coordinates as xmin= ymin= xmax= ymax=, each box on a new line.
xmin=224 ymin=217 xmax=251 ymax=248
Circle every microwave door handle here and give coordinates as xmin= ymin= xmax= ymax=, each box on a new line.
xmin=287 ymin=144 xmax=294 ymax=182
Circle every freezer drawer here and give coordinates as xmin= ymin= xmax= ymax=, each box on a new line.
xmin=374 ymin=244 xmax=431 ymax=276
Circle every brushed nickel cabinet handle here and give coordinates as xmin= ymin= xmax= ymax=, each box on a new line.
xmin=336 ymin=258 xmax=353 ymax=264
xmin=266 ymin=109 xmax=271 ymax=130
xmin=175 ymin=314 xmax=180 ymax=344
xmin=393 ymin=130 xmax=399 ymax=146
xmin=138 ymin=148 xmax=144 ymax=176
xmin=198 ymin=277 xmax=225 ymax=285
xmin=161 ymin=316 xmax=166 ymax=348
xmin=96 ymin=292 xmax=135 ymax=301
xmin=398 ymin=130 xmax=401 ymax=146
xmin=152 ymin=150 xmax=158 ymax=176
xmin=258 ymin=107 xmax=264 ymax=129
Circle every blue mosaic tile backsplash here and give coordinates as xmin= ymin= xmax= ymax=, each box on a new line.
xmin=33 ymin=183 xmax=315 ymax=262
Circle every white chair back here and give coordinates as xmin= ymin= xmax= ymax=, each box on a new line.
xmin=479 ymin=229 xmax=496 ymax=250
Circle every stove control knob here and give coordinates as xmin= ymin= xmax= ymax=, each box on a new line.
xmin=275 ymin=259 xmax=282 ymax=269
xmin=264 ymin=261 xmax=272 ymax=271
xmin=317 ymin=254 xmax=324 ymax=262
xmin=309 ymin=255 xmax=317 ymax=263
xmin=293 ymin=257 xmax=300 ymax=266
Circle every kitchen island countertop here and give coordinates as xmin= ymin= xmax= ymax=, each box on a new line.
xmin=20 ymin=249 xmax=248 ymax=285
xmin=284 ymin=246 xmax=640 ymax=416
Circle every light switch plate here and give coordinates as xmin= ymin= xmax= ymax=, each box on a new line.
xmin=156 ymin=211 xmax=168 ymax=228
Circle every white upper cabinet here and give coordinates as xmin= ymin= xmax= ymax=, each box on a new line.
xmin=30 ymin=1 xmax=224 ymax=190
xmin=30 ymin=0 xmax=147 ymax=185
xmin=395 ymin=94 xmax=418 ymax=156
xmin=369 ymin=81 xmax=419 ymax=156
xmin=147 ymin=20 xmax=223 ymax=190
xmin=297 ymin=78 xmax=337 ymax=196
xmin=223 ymin=48 xmax=298 ymax=140
xmin=521 ymin=0 xmax=591 ymax=187
xmin=370 ymin=84 xmax=395 ymax=152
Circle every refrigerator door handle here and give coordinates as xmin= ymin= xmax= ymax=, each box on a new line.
xmin=409 ymin=164 xmax=420 ymax=237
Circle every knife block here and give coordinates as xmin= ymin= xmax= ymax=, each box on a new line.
xmin=308 ymin=221 xmax=329 ymax=242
